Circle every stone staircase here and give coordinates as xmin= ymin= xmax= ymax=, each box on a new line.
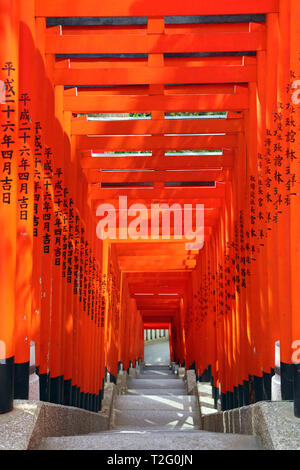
xmin=38 ymin=364 xmax=262 ymax=450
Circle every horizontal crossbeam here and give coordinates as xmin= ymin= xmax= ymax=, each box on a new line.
xmin=85 ymin=169 xmax=228 ymax=184
xmin=89 ymin=185 xmax=225 ymax=200
xmin=64 ymin=93 xmax=249 ymax=113
xmin=56 ymin=65 xmax=256 ymax=86
xmin=36 ymin=0 xmax=279 ymax=17
xmin=77 ymin=134 xmax=237 ymax=151
xmin=80 ymin=153 xmax=234 ymax=170
xmin=71 ymin=117 xmax=243 ymax=136
xmin=46 ymin=32 xmax=266 ymax=54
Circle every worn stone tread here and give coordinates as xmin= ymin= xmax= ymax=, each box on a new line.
xmin=136 ymin=374 xmax=177 ymax=379
xmin=114 ymin=395 xmax=197 ymax=411
xmin=127 ymin=388 xmax=187 ymax=396
xmin=112 ymin=409 xmax=200 ymax=429
xmin=38 ymin=431 xmax=261 ymax=450
xmin=127 ymin=378 xmax=185 ymax=389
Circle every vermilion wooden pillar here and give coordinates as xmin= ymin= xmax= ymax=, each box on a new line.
xmin=235 ymin=128 xmax=251 ymax=405
xmin=14 ymin=0 xmax=35 ymax=399
xmin=265 ymin=11 xmax=280 ymax=391
xmin=210 ymin=230 xmax=220 ymax=406
xmin=225 ymin=179 xmax=237 ymax=407
xmin=79 ymin=215 xmax=88 ymax=409
xmin=94 ymin=235 xmax=103 ymax=411
xmin=221 ymin=199 xmax=234 ymax=409
xmin=62 ymin=110 xmax=74 ymax=405
xmin=215 ymin=222 xmax=227 ymax=409
xmin=47 ymin=82 xmax=64 ymax=404
xmin=31 ymin=16 xmax=46 ymax=382
xmin=35 ymin=17 xmax=52 ymax=402
xmin=0 ymin=0 xmax=18 ymax=414
xmin=247 ymin=82 xmax=265 ymax=402
xmin=276 ymin=0 xmax=293 ymax=401
xmin=72 ymin=209 xmax=81 ymax=407
xmin=256 ymin=48 xmax=274 ymax=399
xmin=82 ymin=210 xmax=91 ymax=409
xmin=289 ymin=0 xmax=300 ymax=417
xmin=101 ymin=239 xmax=110 ymax=383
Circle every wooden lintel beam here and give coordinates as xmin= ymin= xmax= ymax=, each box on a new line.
xmin=36 ymin=0 xmax=279 ymax=17
xmin=71 ymin=117 xmax=243 ymax=136
xmin=77 ymin=134 xmax=237 ymax=151
xmin=56 ymin=65 xmax=256 ymax=86
xmin=64 ymin=93 xmax=248 ymax=113
xmin=89 ymin=184 xmax=225 ymax=200
xmin=70 ymin=84 xmax=240 ymax=97
xmin=85 ymin=169 xmax=228 ymax=184
xmin=80 ymin=153 xmax=234 ymax=170
xmin=45 ymin=31 xmax=266 ymax=54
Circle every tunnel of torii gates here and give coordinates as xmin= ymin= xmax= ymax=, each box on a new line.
xmin=0 ymin=0 xmax=299 ymax=419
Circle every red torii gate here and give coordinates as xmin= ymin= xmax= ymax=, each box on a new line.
xmin=0 ymin=0 xmax=299 ymax=419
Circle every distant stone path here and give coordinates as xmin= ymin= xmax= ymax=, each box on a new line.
xmin=144 ymin=339 xmax=170 ymax=365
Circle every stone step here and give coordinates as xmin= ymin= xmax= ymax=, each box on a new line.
xmin=38 ymin=431 xmax=261 ymax=450
xmin=127 ymin=378 xmax=185 ymax=389
xmin=113 ymin=409 xmax=199 ymax=429
xmin=139 ymin=372 xmax=175 ymax=378
xmin=88 ymin=428 xmax=204 ymax=435
xmin=144 ymin=365 xmax=170 ymax=368
xmin=137 ymin=375 xmax=178 ymax=380
xmin=115 ymin=395 xmax=198 ymax=412
xmin=127 ymin=388 xmax=187 ymax=396
xmin=197 ymin=382 xmax=217 ymax=416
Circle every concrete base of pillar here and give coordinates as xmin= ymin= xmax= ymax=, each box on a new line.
xmin=127 ymin=366 xmax=141 ymax=378
xmin=271 ymin=374 xmax=282 ymax=401
xmin=128 ymin=367 xmax=136 ymax=379
xmin=186 ymin=370 xmax=197 ymax=395
xmin=29 ymin=373 xmax=39 ymax=401
xmin=116 ymin=371 xmax=127 ymax=395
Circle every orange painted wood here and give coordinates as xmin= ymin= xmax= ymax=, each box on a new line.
xmin=71 ymin=118 xmax=243 ymax=136
xmin=86 ymin=169 xmax=227 ymax=184
xmin=61 ymin=111 xmax=74 ymax=384
xmin=89 ymin=184 xmax=225 ymax=200
xmin=55 ymin=65 xmax=257 ymax=86
xmin=35 ymin=0 xmax=279 ymax=17
xmin=289 ymin=0 xmax=300 ymax=360
xmin=49 ymin=84 xmax=64 ymax=382
xmin=54 ymin=57 xmax=242 ymax=70
xmin=81 ymin=153 xmax=234 ymax=170
xmin=114 ymin=228 xmax=217 ymax=249
xmin=143 ymin=323 xmax=171 ymax=329
xmin=276 ymin=0 xmax=292 ymax=366
xmin=72 ymin=84 xmax=238 ymax=96
xmin=45 ymin=32 xmax=266 ymax=54
xmin=0 ymin=0 xmax=18 ymax=362
xmin=118 ymin=260 xmax=197 ymax=272
xmin=65 ymin=93 xmax=249 ymax=113
xmin=56 ymin=56 xmax=254 ymax=70
xmin=77 ymin=135 xmax=238 ymax=152
xmin=14 ymin=0 xmax=35 ymax=368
